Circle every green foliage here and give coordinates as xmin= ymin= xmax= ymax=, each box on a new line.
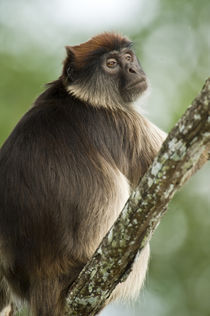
xmin=0 ymin=52 xmax=52 ymax=143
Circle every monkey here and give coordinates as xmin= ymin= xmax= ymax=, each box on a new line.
xmin=0 ymin=32 xmax=181 ymax=315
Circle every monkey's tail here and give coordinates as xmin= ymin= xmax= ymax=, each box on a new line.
xmin=29 ymin=278 xmax=66 ymax=316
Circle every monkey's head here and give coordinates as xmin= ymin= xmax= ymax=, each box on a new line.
xmin=62 ymin=33 xmax=148 ymax=109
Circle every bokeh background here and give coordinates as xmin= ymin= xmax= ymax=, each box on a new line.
xmin=0 ymin=0 xmax=209 ymax=315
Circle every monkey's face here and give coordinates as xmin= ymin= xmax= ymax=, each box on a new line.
xmin=64 ymin=34 xmax=148 ymax=109
xmin=101 ymin=48 xmax=147 ymax=104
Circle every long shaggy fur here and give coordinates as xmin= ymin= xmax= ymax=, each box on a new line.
xmin=0 ymin=33 xmax=166 ymax=315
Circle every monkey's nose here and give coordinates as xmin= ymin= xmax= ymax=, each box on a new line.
xmin=128 ymin=67 xmax=136 ymax=74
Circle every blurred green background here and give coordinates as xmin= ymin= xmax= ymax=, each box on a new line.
xmin=0 ymin=0 xmax=209 ymax=315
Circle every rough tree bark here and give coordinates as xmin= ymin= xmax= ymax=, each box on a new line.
xmin=64 ymin=78 xmax=210 ymax=316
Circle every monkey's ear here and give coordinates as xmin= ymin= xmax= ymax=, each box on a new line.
xmin=64 ymin=46 xmax=76 ymax=81
xmin=65 ymin=46 xmax=75 ymax=59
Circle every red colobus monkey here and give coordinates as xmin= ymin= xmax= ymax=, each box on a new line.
xmin=0 ymin=33 xmax=166 ymax=315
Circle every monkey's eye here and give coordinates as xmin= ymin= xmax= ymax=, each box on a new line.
xmin=124 ymin=53 xmax=133 ymax=62
xmin=106 ymin=58 xmax=118 ymax=68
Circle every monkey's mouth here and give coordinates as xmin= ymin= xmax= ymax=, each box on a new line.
xmin=126 ymin=77 xmax=148 ymax=93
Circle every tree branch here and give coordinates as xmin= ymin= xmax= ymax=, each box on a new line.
xmin=65 ymin=78 xmax=210 ymax=316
